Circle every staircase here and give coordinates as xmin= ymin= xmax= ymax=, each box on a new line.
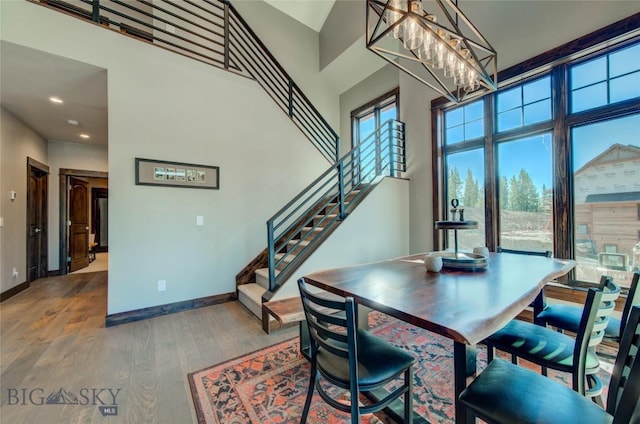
xmin=237 ymin=119 xmax=406 ymax=332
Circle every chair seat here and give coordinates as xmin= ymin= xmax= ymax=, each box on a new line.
xmin=459 ymin=358 xmax=613 ymax=424
xmin=538 ymin=304 xmax=621 ymax=339
xmin=485 ymin=319 xmax=600 ymax=372
xmin=317 ymin=328 xmax=415 ymax=386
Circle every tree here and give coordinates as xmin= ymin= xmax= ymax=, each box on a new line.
xmin=463 ymin=168 xmax=480 ymax=207
xmin=499 ymin=176 xmax=509 ymax=208
xmin=540 ymin=184 xmax=552 ymax=212
xmin=448 ymin=166 xmax=462 ymax=202
xmin=508 ymin=175 xmax=518 ymax=210
xmin=511 ymin=169 xmax=539 ymax=212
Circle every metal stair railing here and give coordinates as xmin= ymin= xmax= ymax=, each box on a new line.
xmin=33 ymin=0 xmax=339 ymax=163
xmin=266 ymin=119 xmax=406 ymax=292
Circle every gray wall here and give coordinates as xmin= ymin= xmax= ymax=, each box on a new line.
xmin=1 ymin=1 xmax=330 ymax=314
xmin=0 ymin=107 xmax=48 ymax=292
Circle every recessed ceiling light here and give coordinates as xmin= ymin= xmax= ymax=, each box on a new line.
xmin=49 ymin=96 xmax=63 ymax=104
xmin=80 ymin=133 xmax=90 ymax=139
xmin=67 ymin=119 xmax=80 ymax=126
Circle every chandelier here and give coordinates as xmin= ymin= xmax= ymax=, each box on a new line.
xmin=366 ymin=0 xmax=497 ymax=103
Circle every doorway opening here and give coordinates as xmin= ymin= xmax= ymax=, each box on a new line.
xmin=59 ymin=169 xmax=108 ymax=275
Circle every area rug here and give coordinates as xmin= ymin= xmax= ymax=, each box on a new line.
xmin=188 ymin=312 xmax=615 ymax=424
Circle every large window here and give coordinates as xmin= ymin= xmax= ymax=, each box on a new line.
xmin=435 ymin=32 xmax=640 ymax=288
xmin=571 ymin=114 xmax=640 ymax=287
xmin=352 ymin=89 xmax=399 ymax=182
xmin=497 ymin=133 xmax=553 ymax=252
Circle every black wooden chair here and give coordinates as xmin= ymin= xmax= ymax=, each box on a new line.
xmin=496 ymin=247 xmax=552 ymax=325
xmin=459 ymin=305 xmax=640 ymax=424
xmin=297 ymin=278 xmax=415 ymax=424
xmin=537 ymin=271 xmax=640 ymax=343
xmin=484 ymin=277 xmax=620 ymax=404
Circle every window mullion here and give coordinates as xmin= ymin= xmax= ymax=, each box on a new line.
xmin=485 ymin=95 xmax=497 ymax=251
xmin=551 ymin=65 xmax=571 ymax=278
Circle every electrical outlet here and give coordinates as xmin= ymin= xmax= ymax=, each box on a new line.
xmin=12 ymin=268 xmax=18 ymax=280
xmin=157 ymin=280 xmax=166 ymax=292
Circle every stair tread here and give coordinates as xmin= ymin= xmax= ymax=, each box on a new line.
xmin=255 ymin=268 xmax=280 ymax=277
xmin=237 ymin=283 xmax=266 ymax=301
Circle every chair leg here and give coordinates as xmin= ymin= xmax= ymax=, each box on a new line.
xmin=404 ymin=367 xmax=414 ymax=424
xmin=541 ymin=366 xmax=548 ymax=376
xmin=487 ymin=345 xmax=495 ymax=363
xmin=300 ymin=363 xmax=317 ymax=424
xmin=511 ymin=353 xmax=519 ymax=365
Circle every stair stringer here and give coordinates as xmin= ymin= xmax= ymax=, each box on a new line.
xmin=266 ymin=176 xmax=410 ymax=302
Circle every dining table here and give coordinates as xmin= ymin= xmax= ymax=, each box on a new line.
xmin=300 ymin=251 xmax=576 ymax=424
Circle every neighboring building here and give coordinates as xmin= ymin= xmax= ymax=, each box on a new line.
xmin=574 ymin=144 xmax=640 ymax=276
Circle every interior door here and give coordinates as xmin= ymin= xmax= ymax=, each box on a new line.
xmin=27 ymin=164 xmax=48 ymax=282
xmin=69 ymin=177 xmax=89 ymax=272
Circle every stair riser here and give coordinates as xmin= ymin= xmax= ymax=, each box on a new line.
xmin=238 ymin=288 xmax=263 ymax=318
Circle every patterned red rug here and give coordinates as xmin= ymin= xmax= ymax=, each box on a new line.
xmin=188 ymin=312 xmax=615 ymax=423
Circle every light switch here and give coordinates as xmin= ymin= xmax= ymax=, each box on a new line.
xmin=0 ymin=217 xmax=3 ymax=227
xmin=10 ymin=191 xmax=17 ymax=201
xmin=196 ymin=215 xmax=204 ymax=226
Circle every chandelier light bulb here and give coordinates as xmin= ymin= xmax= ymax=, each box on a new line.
xmin=402 ymin=1 xmax=424 ymax=50
xmin=387 ymin=0 xmax=407 ymax=39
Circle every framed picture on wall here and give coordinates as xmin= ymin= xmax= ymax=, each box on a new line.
xmin=135 ymin=158 xmax=219 ymax=189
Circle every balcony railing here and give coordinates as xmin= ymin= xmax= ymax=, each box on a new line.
xmin=36 ymin=0 xmax=340 ymax=162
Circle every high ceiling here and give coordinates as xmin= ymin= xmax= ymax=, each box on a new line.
xmin=2 ymin=1 xmax=639 ymax=149
xmin=263 ymin=0 xmax=335 ymax=32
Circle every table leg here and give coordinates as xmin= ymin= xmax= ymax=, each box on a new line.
xmin=454 ymin=341 xmax=476 ymax=424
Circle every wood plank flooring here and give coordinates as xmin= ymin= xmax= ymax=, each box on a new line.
xmin=0 ymin=271 xmax=297 ymax=423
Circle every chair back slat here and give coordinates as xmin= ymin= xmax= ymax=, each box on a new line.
xmin=496 ymin=247 xmax=552 ymax=257
xmin=298 ymin=279 xmax=356 ymax=361
xmin=619 ymin=272 xmax=640 ymax=338
xmin=585 ymin=278 xmax=620 ymax=348
xmin=609 ymin=306 xmax=640 ymax=422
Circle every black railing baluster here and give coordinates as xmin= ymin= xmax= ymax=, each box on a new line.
xmin=388 ymin=121 xmax=395 ymax=177
xmin=223 ymin=2 xmax=229 ymax=69
xmin=91 ymin=0 xmax=99 ymax=22
xmin=338 ymin=162 xmax=346 ymax=219
xmin=288 ymin=79 xmax=294 ymax=118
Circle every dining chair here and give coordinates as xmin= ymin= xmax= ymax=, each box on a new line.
xmin=297 ymin=278 xmax=415 ymax=424
xmin=459 ymin=305 xmax=640 ymax=424
xmin=537 ymin=271 xmax=639 ymax=343
xmin=484 ymin=277 xmax=620 ymax=404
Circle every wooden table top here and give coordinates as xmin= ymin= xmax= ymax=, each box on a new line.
xmin=301 ymin=252 xmax=576 ymax=345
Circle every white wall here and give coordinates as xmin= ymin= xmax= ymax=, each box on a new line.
xmin=1 ymin=1 xmax=328 ymax=314
xmin=47 ymin=140 xmax=108 ymax=270
xmin=272 ymin=177 xmax=410 ymax=300
xmin=0 ymin=107 xmax=48 ymax=292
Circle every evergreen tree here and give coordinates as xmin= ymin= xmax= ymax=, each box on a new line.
xmin=448 ymin=166 xmax=462 ymax=202
xmin=513 ymin=169 xmax=539 ymax=212
xmin=463 ymin=168 xmax=479 ymax=207
xmin=499 ymin=176 xmax=509 ymax=208
xmin=508 ymin=175 xmax=518 ymax=210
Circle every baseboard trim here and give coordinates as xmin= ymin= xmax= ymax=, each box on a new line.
xmin=0 ymin=281 xmax=30 ymax=302
xmin=48 ymin=269 xmax=62 ymax=277
xmin=105 ymin=292 xmax=237 ymax=327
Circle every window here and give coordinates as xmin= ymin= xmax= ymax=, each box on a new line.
xmin=434 ymin=33 xmax=640 ymax=288
xmin=445 ymin=149 xmax=486 ymax=249
xmin=351 ymin=89 xmax=399 ymax=182
xmin=445 ymin=100 xmax=483 ymax=144
xmin=497 ymin=76 xmax=551 ymax=131
xmin=570 ymin=43 xmax=640 ymax=113
xmin=571 ymin=113 xmax=640 ymax=285
xmin=497 ymin=134 xmax=553 ymax=252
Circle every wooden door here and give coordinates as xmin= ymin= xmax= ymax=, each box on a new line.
xmin=27 ymin=163 xmax=49 ymax=282
xmin=69 ymin=177 xmax=89 ymax=272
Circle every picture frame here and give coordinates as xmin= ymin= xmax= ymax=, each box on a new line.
xmin=135 ymin=158 xmax=219 ymax=190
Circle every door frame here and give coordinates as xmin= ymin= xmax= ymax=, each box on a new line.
xmin=26 ymin=157 xmax=49 ymax=282
xmin=59 ymin=168 xmax=108 ymax=275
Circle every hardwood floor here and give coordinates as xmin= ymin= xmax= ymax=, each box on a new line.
xmin=0 ymin=271 xmax=297 ymax=423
